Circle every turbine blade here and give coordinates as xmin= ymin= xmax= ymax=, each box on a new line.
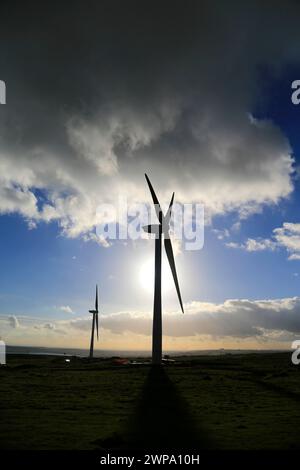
xmin=145 ymin=174 xmax=162 ymax=223
xmin=164 ymin=238 xmax=184 ymax=313
xmin=95 ymin=285 xmax=98 ymax=311
xmin=163 ymin=192 xmax=175 ymax=231
xmin=96 ymin=313 xmax=99 ymax=340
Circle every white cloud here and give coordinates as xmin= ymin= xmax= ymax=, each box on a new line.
xmin=227 ymin=223 xmax=300 ymax=260
xmin=226 ymin=237 xmax=276 ymax=252
xmin=89 ymin=297 xmax=300 ymax=339
xmin=212 ymin=228 xmax=230 ymax=240
xmin=3 ymin=295 xmax=300 ymax=343
xmin=8 ymin=315 xmax=19 ymax=329
xmin=231 ymin=222 xmax=241 ymax=233
xmin=273 ymin=223 xmax=300 ymax=259
xmin=44 ymin=322 xmax=55 ymax=330
xmin=59 ymin=306 xmax=74 ymax=314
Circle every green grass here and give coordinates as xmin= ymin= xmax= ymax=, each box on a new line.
xmin=0 ymin=353 xmax=299 ymax=450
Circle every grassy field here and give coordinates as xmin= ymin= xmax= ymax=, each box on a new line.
xmin=0 ymin=352 xmax=299 ymax=450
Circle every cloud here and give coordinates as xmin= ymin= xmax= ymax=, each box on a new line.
xmin=34 ymin=321 xmax=66 ymax=335
xmin=59 ymin=305 xmax=74 ymax=314
xmin=65 ymin=296 xmax=300 ymax=339
xmin=8 ymin=315 xmax=19 ymax=329
xmin=273 ymin=223 xmax=300 ymax=259
xmin=43 ymin=322 xmax=55 ymax=330
xmin=212 ymin=229 xmax=230 ymax=240
xmin=226 ymin=222 xmax=300 ymax=259
xmin=226 ymin=238 xmax=277 ymax=252
xmin=91 ymin=297 xmax=300 ymax=339
xmin=0 ymin=1 xmax=298 ymax=240
xmin=2 ymin=295 xmax=300 ymax=347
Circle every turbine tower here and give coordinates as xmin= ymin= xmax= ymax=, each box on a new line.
xmin=143 ymin=174 xmax=184 ymax=365
xmin=89 ymin=285 xmax=99 ymax=358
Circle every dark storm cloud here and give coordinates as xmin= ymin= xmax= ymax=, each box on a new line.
xmin=0 ymin=1 xmax=299 ymax=235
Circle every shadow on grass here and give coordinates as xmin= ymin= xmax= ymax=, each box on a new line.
xmin=123 ymin=366 xmax=214 ymax=450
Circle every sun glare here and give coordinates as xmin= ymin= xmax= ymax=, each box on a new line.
xmin=139 ymin=258 xmax=173 ymax=293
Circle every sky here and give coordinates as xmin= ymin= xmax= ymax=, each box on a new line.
xmin=1 ymin=0 xmax=300 ymax=351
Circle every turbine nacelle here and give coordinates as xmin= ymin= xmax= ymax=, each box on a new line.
xmin=142 ymin=222 xmax=172 ymax=239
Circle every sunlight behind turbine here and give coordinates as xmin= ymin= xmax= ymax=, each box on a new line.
xmin=139 ymin=258 xmax=174 ymax=293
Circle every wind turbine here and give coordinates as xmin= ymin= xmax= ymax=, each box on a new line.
xmin=143 ymin=174 xmax=184 ymax=365
xmin=89 ymin=285 xmax=99 ymax=358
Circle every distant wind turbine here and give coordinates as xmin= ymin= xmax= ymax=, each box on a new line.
xmin=89 ymin=285 xmax=99 ymax=358
xmin=143 ymin=174 xmax=184 ymax=365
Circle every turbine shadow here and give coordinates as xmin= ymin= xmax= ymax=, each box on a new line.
xmin=126 ymin=366 xmax=214 ymax=450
